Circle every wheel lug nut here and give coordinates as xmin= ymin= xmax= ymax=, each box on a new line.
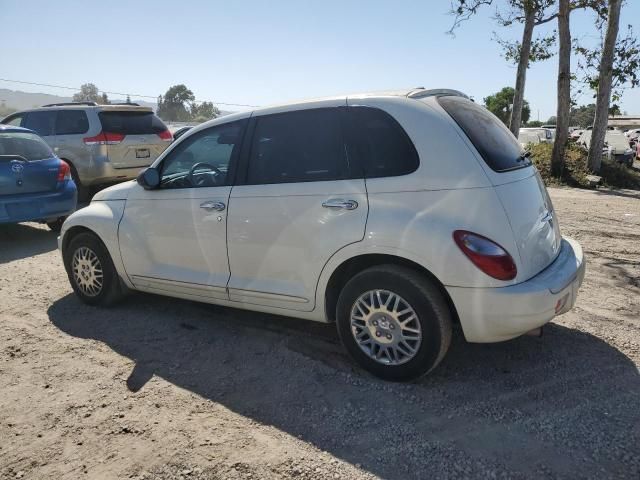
xmin=372 ymin=320 xmax=378 ymax=326
xmin=386 ymin=334 xmax=392 ymax=340
xmin=389 ymin=324 xmax=395 ymax=330
xmin=375 ymin=331 xmax=381 ymax=337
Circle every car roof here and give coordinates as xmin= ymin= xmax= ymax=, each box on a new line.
xmin=0 ymin=124 xmax=36 ymax=134
xmin=11 ymin=103 xmax=153 ymax=114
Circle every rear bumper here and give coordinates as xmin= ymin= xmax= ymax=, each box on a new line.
xmin=447 ymin=237 xmax=586 ymax=343
xmin=0 ymin=181 xmax=77 ymax=224
xmin=83 ymin=155 xmax=148 ymax=186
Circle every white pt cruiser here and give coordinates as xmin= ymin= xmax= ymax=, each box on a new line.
xmin=59 ymin=89 xmax=585 ymax=381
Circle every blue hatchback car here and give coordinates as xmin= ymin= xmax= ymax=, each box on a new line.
xmin=0 ymin=125 xmax=77 ymax=231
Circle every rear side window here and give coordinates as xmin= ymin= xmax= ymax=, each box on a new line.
xmin=247 ymin=108 xmax=349 ymax=185
xmin=438 ymin=96 xmax=529 ymax=172
xmin=347 ymin=106 xmax=419 ymax=178
xmin=98 ymin=111 xmax=167 ymax=135
xmin=23 ymin=111 xmax=56 ymax=137
xmin=55 ymin=110 xmax=89 ymax=135
xmin=0 ymin=132 xmax=54 ymax=160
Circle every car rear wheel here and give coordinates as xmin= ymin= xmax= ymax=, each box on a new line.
xmin=67 ymin=162 xmax=90 ymax=203
xmin=336 ymin=265 xmax=452 ymax=381
xmin=63 ymin=232 xmax=124 ymax=306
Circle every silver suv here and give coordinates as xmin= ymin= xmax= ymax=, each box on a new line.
xmin=1 ymin=102 xmax=172 ymax=199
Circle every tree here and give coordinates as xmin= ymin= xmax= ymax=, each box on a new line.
xmin=570 ymin=104 xmax=596 ymax=127
xmin=73 ymin=83 xmax=109 ymax=104
xmin=190 ymin=101 xmax=220 ymax=121
xmin=484 ymin=87 xmax=531 ymax=126
xmin=550 ymin=0 xmax=571 ymax=176
xmin=450 ymin=1 xmax=558 ymax=136
xmin=157 ymin=84 xmax=195 ymax=122
xmin=586 ymin=0 xmax=622 ymax=172
xmin=546 ymin=116 xmax=558 ymax=125
xmin=527 ymin=120 xmax=544 ymax=127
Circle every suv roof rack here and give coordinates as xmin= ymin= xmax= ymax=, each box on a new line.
xmin=41 ymin=101 xmax=98 ymax=107
xmin=110 ymin=102 xmax=140 ymax=106
xmin=407 ymin=88 xmax=470 ymax=100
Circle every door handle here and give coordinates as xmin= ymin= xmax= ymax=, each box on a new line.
xmin=200 ymin=201 xmax=225 ymax=211
xmin=322 ymin=199 xmax=358 ymax=210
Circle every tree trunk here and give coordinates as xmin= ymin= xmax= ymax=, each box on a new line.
xmin=587 ymin=0 xmax=622 ymax=172
xmin=509 ymin=4 xmax=536 ymax=136
xmin=551 ymin=0 xmax=571 ymax=177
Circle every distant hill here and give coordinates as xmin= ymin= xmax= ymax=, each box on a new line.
xmin=0 ymin=88 xmax=156 ymax=111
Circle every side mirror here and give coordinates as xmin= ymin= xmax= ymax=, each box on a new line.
xmin=137 ymin=167 xmax=160 ymax=190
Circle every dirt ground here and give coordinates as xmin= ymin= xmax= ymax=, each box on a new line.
xmin=1 ymin=186 xmax=639 ymax=480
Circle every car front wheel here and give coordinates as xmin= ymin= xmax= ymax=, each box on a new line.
xmin=336 ymin=265 xmax=452 ymax=381
xmin=63 ymin=232 xmax=124 ymax=306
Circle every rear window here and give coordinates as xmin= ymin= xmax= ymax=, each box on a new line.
xmin=98 ymin=111 xmax=167 ymax=135
xmin=347 ymin=106 xmax=419 ymax=178
xmin=438 ymin=96 xmax=530 ymax=172
xmin=0 ymin=132 xmax=54 ymax=161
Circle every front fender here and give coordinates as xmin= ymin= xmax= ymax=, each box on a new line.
xmin=59 ymin=200 xmax=131 ymax=287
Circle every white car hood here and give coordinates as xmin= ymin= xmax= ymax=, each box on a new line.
xmin=92 ymin=180 xmax=136 ymax=201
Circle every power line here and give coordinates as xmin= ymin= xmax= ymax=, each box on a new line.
xmin=0 ymin=77 xmax=260 ymax=108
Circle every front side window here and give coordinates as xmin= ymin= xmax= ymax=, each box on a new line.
xmin=160 ymin=121 xmax=245 ymax=189
xmin=438 ymin=95 xmax=530 ymax=172
xmin=0 ymin=132 xmax=54 ymax=160
xmin=23 ymin=111 xmax=56 ymax=137
xmin=247 ymin=108 xmax=349 ymax=185
xmin=2 ymin=114 xmax=25 ymax=127
xmin=56 ymin=110 xmax=89 ymax=135
xmin=347 ymin=106 xmax=419 ymax=178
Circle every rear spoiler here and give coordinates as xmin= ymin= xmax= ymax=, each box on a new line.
xmin=407 ymin=89 xmax=470 ymax=100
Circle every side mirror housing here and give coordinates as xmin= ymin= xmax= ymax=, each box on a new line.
xmin=137 ymin=167 xmax=160 ymax=190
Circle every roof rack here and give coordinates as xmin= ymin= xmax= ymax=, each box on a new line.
xmin=407 ymin=88 xmax=470 ymax=100
xmin=42 ymin=101 xmax=98 ymax=107
xmin=110 ymin=102 xmax=140 ymax=106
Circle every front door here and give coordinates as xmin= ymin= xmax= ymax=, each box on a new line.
xmin=227 ymin=105 xmax=368 ymax=311
xmin=119 ymin=120 xmax=246 ymax=300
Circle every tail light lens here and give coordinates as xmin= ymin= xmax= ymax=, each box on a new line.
xmin=83 ymin=132 xmax=125 ymax=145
xmin=157 ymin=129 xmax=173 ymax=141
xmin=453 ymin=230 xmax=517 ymax=281
xmin=57 ymin=160 xmax=71 ymax=182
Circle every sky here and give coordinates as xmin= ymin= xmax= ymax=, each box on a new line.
xmin=1 ymin=0 xmax=640 ymax=120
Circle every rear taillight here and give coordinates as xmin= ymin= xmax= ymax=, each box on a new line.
xmin=157 ymin=129 xmax=173 ymax=141
xmin=57 ymin=160 xmax=71 ymax=182
xmin=83 ymin=132 xmax=125 ymax=145
xmin=453 ymin=230 xmax=517 ymax=281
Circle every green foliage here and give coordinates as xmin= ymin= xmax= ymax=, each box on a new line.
xmin=72 ymin=83 xmax=109 ymax=104
xmin=494 ymin=33 xmax=556 ymax=64
xmin=157 ymin=84 xmax=196 ymax=122
xmin=545 ymin=116 xmax=557 ymax=125
xmin=527 ymin=120 xmax=544 ymax=127
xmin=484 ymin=86 xmax=531 ymax=125
xmin=570 ymin=104 xmax=596 ymax=127
xmin=190 ymin=101 xmax=220 ymax=121
xmin=530 ymin=142 xmax=640 ymax=189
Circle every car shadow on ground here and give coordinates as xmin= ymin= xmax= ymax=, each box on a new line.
xmin=48 ymin=292 xmax=640 ymax=479
xmin=0 ymin=223 xmax=58 ymax=264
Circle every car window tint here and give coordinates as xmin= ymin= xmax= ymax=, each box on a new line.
xmin=347 ymin=106 xmax=419 ymax=178
xmin=98 ymin=111 xmax=167 ymax=135
xmin=0 ymin=132 xmax=54 ymax=160
xmin=55 ymin=110 xmax=89 ymax=135
xmin=2 ymin=114 xmax=24 ymax=127
xmin=438 ymin=96 xmax=529 ymax=172
xmin=247 ymin=108 xmax=348 ymax=184
xmin=160 ymin=121 xmax=245 ymax=189
xmin=23 ymin=111 xmax=56 ymax=137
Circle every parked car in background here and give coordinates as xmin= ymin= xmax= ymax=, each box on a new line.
xmin=0 ymin=125 xmax=76 ymax=231
xmin=577 ymin=128 xmax=634 ymax=166
xmin=520 ymin=127 xmax=553 ymax=143
xmin=1 ymin=102 xmax=172 ymax=200
xmin=171 ymin=126 xmax=192 ymax=141
xmin=518 ymin=129 xmax=543 ymax=148
xmin=59 ymin=89 xmax=585 ymax=381
xmin=541 ymin=125 xmax=556 ymax=140
xmin=570 ymin=129 xmax=584 ymax=141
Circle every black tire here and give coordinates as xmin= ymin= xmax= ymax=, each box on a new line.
xmin=46 ymin=217 xmax=66 ymax=232
xmin=63 ymin=232 xmax=124 ymax=306
xmin=336 ymin=265 xmax=452 ymax=381
xmin=68 ymin=162 xmax=90 ymax=203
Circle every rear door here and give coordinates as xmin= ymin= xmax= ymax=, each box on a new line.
xmin=54 ymin=109 xmax=91 ymax=162
xmin=0 ymin=131 xmax=59 ymax=196
xmin=22 ymin=110 xmax=56 ymax=149
xmin=98 ymin=109 xmax=171 ymax=169
xmin=438 ymin=95 xmax=561 ymax=281
xmin=227 ymin=104 xmax=368 ymax=311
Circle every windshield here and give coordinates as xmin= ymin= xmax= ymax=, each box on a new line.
xmin=0 ymin=131 xmax=54 ymax=160
xmin=98 ymin=111 xmax=167 ymax=135
xmin=438 ymin=96 xmax=530 ymax=172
